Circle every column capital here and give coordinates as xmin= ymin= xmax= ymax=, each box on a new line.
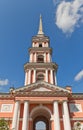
xmin=53 ymin=100 xmax=59 ymax=103
xmin=15 ymin=100 xmax=20 ymax=102
xmin=62 ymin=100 xmax=68 ymax=103
xmin=14 ymin=100 xmax=20 ymax=104
xmin=23 ymin=100 xmax=29 ymax=103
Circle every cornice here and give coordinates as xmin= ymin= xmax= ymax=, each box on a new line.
xmin=10 ymin=91 xmax=71 ymax=97
xmin=0 ymin=92 xmax=83 ymax=100
xmin=32 ymin=35 xmax=50 ymax=42
xmin=0 ymin=93 xmax=15 ymax=99
xmin=28 ymin=47 xmax=52 ymax=54
xmin=68 ymin=93 xmax=83 ymax=100
xmin=24 ymin=62 xmax=58 ymax=70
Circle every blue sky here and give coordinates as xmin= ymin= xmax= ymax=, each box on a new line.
xmin=0 ymin=0 xmax=83 ymax=93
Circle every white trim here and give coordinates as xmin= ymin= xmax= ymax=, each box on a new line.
xmin=3 ymin=117 xmax=83 ymax=121
xmin=70 ymin=118 xmax=83 ymax=120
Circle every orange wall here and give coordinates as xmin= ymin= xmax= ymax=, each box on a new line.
xmin=0 ymin=98 xmax=83 ymax=130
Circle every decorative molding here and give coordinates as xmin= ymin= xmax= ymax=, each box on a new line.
xmin=69 ymin=103 xmax=82 ymax=113
xmin=70 ymin=118 xmax=83 ymax=120
xmin=60 ymin=118 xmax=83 ymax=121
xmin=13 ymin=81 xmax=70 ymax=93
xmin=1 ymin=104 xmax=13 ymax=112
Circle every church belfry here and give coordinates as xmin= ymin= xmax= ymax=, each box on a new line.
xmin=24 ymin=15 xmax=58 ymax=86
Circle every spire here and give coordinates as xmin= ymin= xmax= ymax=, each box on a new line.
xmin=38 ymin=14 xmax=44 ymax=35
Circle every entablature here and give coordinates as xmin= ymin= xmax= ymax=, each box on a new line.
xmin=32 ymin=35 xmax=50 ymax=43
xmin=24 ymin=62 xmax=58 ymax=70
xmin=28 ymin=47 xmax=52 ymax=54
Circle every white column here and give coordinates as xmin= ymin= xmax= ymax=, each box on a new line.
xmin=48 ymin=53 xmax=50 ymax=62
xmin=54 ymin=101 xmax=61 ymax=130
xmin=51 ymin=70 xmax=53 ymax=84
xmin=30 ymin=53 xmax=33 ymax=62
xmin=44 ymin=53 xmax=46 ymax=62
xmin=33 ymin=69 xmax=36 ymax=83
xmin=46 ymin=69 xmax=48 ymax=82
xmin=12 ymin=100 xmax=20 ymax=130
xmin=22 ymin=101 xmax=29 ymax=130
xmin=16 ymin=105 xmax=20 ymax=130
xmin=63 ymin=101 xmax=71 ymax=130
xmin=54 ymin=71 xmax=57 ymax=85
xmin=28 ymin=70 xmax=31 ymax=84
xmin=43 ymin=42 xmax=44 ymax=47
xmin=35 ymin=53 xmax=37 ymax=62
xmin=33 ymin=42 xmax=35 ymax=47
xmin=24 ymin=72 xmax=28 ymax=86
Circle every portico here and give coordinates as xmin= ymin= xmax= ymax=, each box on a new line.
xmin=11 ymin=90 xmax=71 ymax=130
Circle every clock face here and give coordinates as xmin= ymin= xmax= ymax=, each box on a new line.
xmin=69 ymin=103 xmax=82 ymax=112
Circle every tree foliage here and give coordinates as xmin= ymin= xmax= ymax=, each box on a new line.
xmin=0 ymin=118 xmax=9 ymax=130
xmin=73 ymin=122 xmax=81 ymax=130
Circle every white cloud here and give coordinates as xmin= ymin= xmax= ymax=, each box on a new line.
xmin=74 ymin=70 xmax=83 ymax=81
xmin=53 ymin=0 xmax=63 ymax=5
xmin=0 ymin=79 xmax=9 ymax=86
xmin=55 ymin=0 xmax=83 ymax=34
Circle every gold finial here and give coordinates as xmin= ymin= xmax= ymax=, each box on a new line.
xmin=38 ymin=14 xmax=44 ymax=35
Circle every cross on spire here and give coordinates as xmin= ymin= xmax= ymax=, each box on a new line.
xmin=38 ymin=14 xmax=44 ymax=35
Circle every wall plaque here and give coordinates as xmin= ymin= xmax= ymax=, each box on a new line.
xmin=1 ymin=104 xmax=13 ymax=112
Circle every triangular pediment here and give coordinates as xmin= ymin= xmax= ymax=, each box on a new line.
xmin=12 ymin=81 xmax=70 ymax=94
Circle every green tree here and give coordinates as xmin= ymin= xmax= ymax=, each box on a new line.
xmin=0 ymin=118 xmax=9 ymax=130
xmin=73 ymin=122 xmax=81 ymax=130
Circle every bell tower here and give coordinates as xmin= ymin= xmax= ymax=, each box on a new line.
xmin=24 ymin=15 xmax=58 ymax=86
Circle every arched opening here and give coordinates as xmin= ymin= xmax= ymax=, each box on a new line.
xmin=36 ymin=74 xmax=44 ymax=82
xmin=33 ymin=116 xmax=49 ymax=130
xmin=39 ymin=43 xmax=42 ymax=47
xmin=30 ymin=105 xmax=51 ymax=130
xmin=37 ymin=55 xmax=44 ymax=63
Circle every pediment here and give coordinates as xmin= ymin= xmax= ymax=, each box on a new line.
xmin=12 ymin=81 xmax=70 ymax=94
